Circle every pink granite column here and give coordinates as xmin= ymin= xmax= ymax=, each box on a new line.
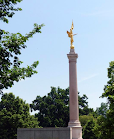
xmin=67 ymin=48 xmax=82 ymax=139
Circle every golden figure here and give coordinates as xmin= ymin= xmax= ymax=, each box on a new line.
xmin=67 ymin=21 xmax=77 ymax=49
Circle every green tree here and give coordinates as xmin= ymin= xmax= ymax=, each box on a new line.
xmin=83 ymin=119 xmax=97 ymax=139
xmin=0 ymin=0 xmax=44 ymax=94
xmin=79 ymin=114 xmax=95 ymax=127
xmin=0 ymin=93 xmax=39 ymax=139
xmin=95 ymin=102 xmax=108 ymax=117
xmin=31 ymin=87 xmax=69 ymax=127
xmin=102 ymin=61 xmax=114 ymax=104
xmin=79 ymin=94 xmax=94 ymax=116
xmin=94 ymin=115 xmax=107 ymax=139
xmin=30 ymin=87 xmax=93 ymax=127
xmin=80 ymin=114 xmax=98 ymax=139
xmin=0 ymin=0 xmax=22 ymax=23
xmin=95 ymin=61 xmax=114 ymax=139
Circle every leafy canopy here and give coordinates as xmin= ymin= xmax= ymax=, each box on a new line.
xmin=95 ymin=102 xmax=108 ymax=117
xmin=83 ymin=118 xmax=97 ymax=139
xmin=94 ymin=61 xmax=114 ymax=139
xmin=0 ymin=93 xmax=39 ymax=139
xmin=0 ymin=0 xmax=22 ymax=23
xmin=0 ymin=0 xmax=44 ymax=94
xmin=30 ymin=87 xmax=94 ymax=127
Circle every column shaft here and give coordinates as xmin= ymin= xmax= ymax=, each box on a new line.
xmin=69 ymin=59 xmax=79 ymax=122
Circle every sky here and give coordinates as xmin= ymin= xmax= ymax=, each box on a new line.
xmin=1 ymin=0 xmax=114 ymax=113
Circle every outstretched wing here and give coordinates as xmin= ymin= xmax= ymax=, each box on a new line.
xmin=67 ymin=31 xmax=71 ymax=37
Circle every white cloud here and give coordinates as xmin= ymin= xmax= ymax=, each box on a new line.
xmin=78 ymin=73 xmax=99 ymax=83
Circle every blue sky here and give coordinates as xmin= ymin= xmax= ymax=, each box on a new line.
xmin=2 ymin=0 xmax=114 ymax=112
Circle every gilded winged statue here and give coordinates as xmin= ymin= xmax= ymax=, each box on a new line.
xmin=67 ymin=21 xmax=77 ymax=49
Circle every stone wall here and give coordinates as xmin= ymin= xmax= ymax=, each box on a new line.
xmin=17 ymin=127 xmax=72 ymax=139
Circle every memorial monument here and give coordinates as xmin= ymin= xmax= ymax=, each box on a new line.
xmin=17 ymin=21 xmax=82 ymax=139
xmin=67 ymin=21 xmax=82 ymax=139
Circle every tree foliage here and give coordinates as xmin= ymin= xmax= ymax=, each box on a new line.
xmin=79 ymin=114 xmax=95 ymax=128
xmin=95 ymin=102 xmax=108 ymax=117
xmin=79 ymin=94 xmax=94 ymax=116
xmin=0 ymin=0 xmax=44 ymax=94
xmin=94 ymin=61 xmax=114 ymax=139
xmin=102 ymin=61 xmax=114 ymax=103
xmin=30 ymin=87 xmax=93 ymax=127
xmin=30 ymin=87 xmax=69 ymax=127
xmin=0 ymin=0 xmax=22 ymax=23
xmin=0 ymin=93 xmax=39 ymax=139
xmin=83 ymin=118 xmax=97 ymax=139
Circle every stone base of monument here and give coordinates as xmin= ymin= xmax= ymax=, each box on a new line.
xmin=17 ymin=127 xmax=72 ymax=139
xmin=68 ymin=121 xmax=82 ymax=139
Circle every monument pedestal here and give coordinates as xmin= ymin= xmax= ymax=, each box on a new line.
xmin=17 ymin=128 xmax=72 ymax=139
xmin=71 ymin=126 xmax=82 ymax=139
xmin=68 ymin=122 xmax=82 ymax=139
xmin=68 ymin=120 xmax=82 ymax=139
xmin=67 ymin=49 xmax=82 ymax=139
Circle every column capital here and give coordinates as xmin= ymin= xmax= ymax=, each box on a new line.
xmin=67 ymin=54 xmax=78 ymax=63
xmin=67 ymin=53 xmax=78 ymax=60
xmin=67 ymin=49 xmax=78 ymax=61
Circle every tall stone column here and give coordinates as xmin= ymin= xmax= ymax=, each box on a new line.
xmin=67 ymin=48 xmax=82 ymax=139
